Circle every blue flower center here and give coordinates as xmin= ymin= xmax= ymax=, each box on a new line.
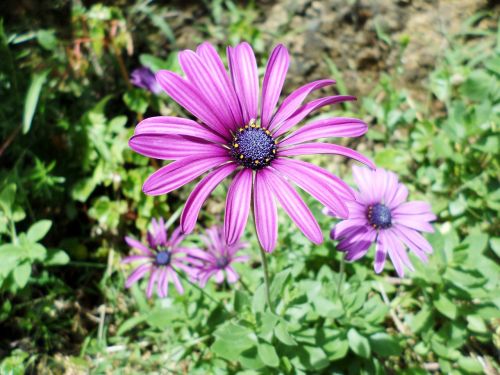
xmin=155 ymin=250 xmax=171 ymax=266
xmin=230 ymin=122 xmax=276 ymax=170
xmin=215 ymin=256 xmax=230 ymax=269
xmin=367 ymin=204 xmax=392 ymax=229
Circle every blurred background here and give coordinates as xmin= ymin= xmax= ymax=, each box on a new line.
xmin=0 ymin=0 xmax=499 ymax=373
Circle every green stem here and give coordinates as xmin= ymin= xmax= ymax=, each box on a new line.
xmin=337 ymin=253 xmax=345 ymax=298
xmin=259 ymin=244 xmax=273 ymax=313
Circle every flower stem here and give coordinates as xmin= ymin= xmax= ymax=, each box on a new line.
xmin=337 ymin=253 xmax=345 ymax=297
xmin=259 ymin=244 xmax=274 ymax=313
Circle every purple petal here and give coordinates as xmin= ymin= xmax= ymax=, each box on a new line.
xmin=343 ymin=229 xmax=376 ymax=261
xmin=386 ymin=183 xmax=408 ymax=209
xmin=214 ymin=270 xmax=225 ymax=283
xmin=393 ymin=225 xmax=433 ymax=254
xmin=133 ymin=116 xmax=226 ymax=143
xmin=382 ymin=230 xmax=405 ymax=277
xmin=352 ymin=165 xmax=377 ymax=204
xmin=374 ymin=234 xmax=387 ymax=273
xmin=181 ymin=163 xmax=237 ymax=233
xmin=179 ymin=50 xmax=238 ymax=131
xmin=125 ymin=263 xmax=152 ymax=288
xmin=157 ymin=269 xmax=167 ymax=298
xmin=146 ymin=268 xmax=160 ymax=298
xmin=143 ymin=156 xmax=228 ymax=196
xmin=261 ymin=44 xmax=290 ymax=127
xmin=393 ymin=201 xmax=434 ymax=215
xmin=393 ymin=215 xmax=435 ymax=232
xmin=184 ymin=248 xmax=216 ymax=262
xmin=196 ymin=42 xmax=244 ymax=127
xmin=263 ymin=169 xmax=323 ymax=245
xmin=254 ymin=170 xmax=278 ymax=252
xmin=226 ymin=266 xmax=239 ymax=283
xmin=156 ymin=70 xmax=230 ymax=138
xmin=227 ymin=42 xmax=259 ymax=123
xmin=124 ymin=236 xmax=152 ymax=255
xmin=392 ymin=226 xmax=430 ymax=263
xmin=280 ymin=117 xmax=368 ymax=146
xmin=273 ymin=95 xmax=357 ymax=137
xmin=224 ymin=169 xmax=252 ymax=245
xmin=333 ymin=220 xmax=369 ymax=240
xmin=130 ymin=134 xmax=224 ymax=160
xmin=386 ymin=229 xmax=414 ymax=272
xmin=279 ymin=143 xmax=375 ymax=169
xmin=272 ymin=158 xmax=348 ymax=218
xmin=168 ymin=268 xmax=184 ymax=295
xmin=269 ymin=79 xmax=336 ymax=130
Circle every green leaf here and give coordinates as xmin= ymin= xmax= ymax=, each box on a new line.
xmin=26 ymin=220 xmax=52 ymax=243
xmin=0 ymin=184 xmax=16 ymax=215
xmin=458 ymin=355 xmax=483 ymax=373
xmin=347 ymin=328 xmax=371 ymax=359
xmin=23 ymin=70 xmax=49 ymax=134
xmin=212 ymin=322 xmax=256 ymax=361
xmin=116 ymin=315 xmax=147 ymax=336
xmin=0 ymin=244 xmax=23 ymax=277
xmin=369 ymin=333 xmax=402 ymax=357
xmin=313 ymin=296 xmax=343 ymax=319
xmin=434 ymin=295 xmax=458 ymax=320
xmin=45 ymin=249 xmax=69 ymax=266
xmin=323 ymin=338 xmax=349 ymax=361
xmin=274 ymin=322 xmax=297 ymax=346
xmin=466 ymin=315 xmax=488 ymax=334
xmin=36 ymin=29 xmax=57 ymax=50
xmin=270 ymin=268 xmax=291 ymax=303
xmin=13 ymin=262 xmax=31 ymax=288
xmin=123 ymin=89 xmax=149 ymax=114
xmin=252 ymin=283 xmax=267 ymax=313
xmin=257 ymin=342 xmax=279 ymax=368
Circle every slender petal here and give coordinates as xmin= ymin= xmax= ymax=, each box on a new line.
xmin=142 ymin=156 xmax=228 ymax=196
xmin=156 ymin=70 xmax=230 ymax=138
xmin=264 ymin=169 xmax=323 ymax=244
xmin=226 ymin=266 xmax=239 ymax=283
xmin=179 ymin=50 xmax=238 ymax=131
xmin=374 ymin=234 xmax=387 ymax=273
xmin=146 ymin=268 xmax=160 ymax=298
xmin=269 ymin=79 xmax=336 ymax=130
xmin=181 ymin=163 xmax=237 ymax=233
xmin=168 ymin=268 xmax=184 ymax=294
xmin=393 ymin=201 xmax=434 ymax=215
xmin=227 ymin=42 xmax=259 ymax=123
xmin=279 ymin=143 xmax=375 ymax=168
xmin=273 ymin=95 xmax=357 ymax=137
xmin=261 ymin=45 xmax=290 ymax=127
xmin=196 ymin=42 xmax=244 ymax=126
xmin=253 ymin=170 xmax=278 ymax=252
xmin=121 ymin=255 xmax=150 ymax=264
xmin=393 ymin=216 xmax=435 ymax=233
xmin=393 ymin=225 xmax=433 ymax=254
xmin=272 ymin=159 xmax=348 ymax=218
xmin=224 ymin=168 xmax=253 ymax=245
xmin=280 ymin=117 xmax=368 ymax=146
xmin=125 ymin=263 xmax=152 ymax=288
xmin=125 ymin=236 xmax=152 ymax=255
xmin=134 ymin=116 xmax=226 ymax=143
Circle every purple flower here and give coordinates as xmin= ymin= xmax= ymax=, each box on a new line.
xmin=122 ymin=218 xmax=198 ymax=298
xmin=129 ymin=42 xmax=374 ymax=253
xmin=130 ymin=67 xmax=162 ymax=94
xmin=188 ymin=226 xmax=250 ymax=287
xmin=330 ymin=166 xmax=436 ymax=277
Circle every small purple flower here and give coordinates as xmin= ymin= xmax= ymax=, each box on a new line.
xmin=130 ymin=66 xmax=162 ymax=94
xmin=188 ymin=226 xmax=250 ymax=287
xmin=330 ymin=166 xmax=436 ymax=277
xmin=122 ymin=218 xmax=198 ymax=298
xmin=129 ymin=42 xmax=374 ymax=253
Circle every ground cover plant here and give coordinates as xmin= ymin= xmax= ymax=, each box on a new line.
xmin=0 ymin=1 xmax=499 ymax=374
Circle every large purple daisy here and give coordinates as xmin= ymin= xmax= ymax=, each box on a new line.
xmin=129 ymin=42 xmax=374 ymax=252
xmin=330 ymin=166 xmax=436 ymax=277
xmin=188 ymin=225 xmax=250 ymax=287
xmin=122 ymin=218 xmax=198 ymax=298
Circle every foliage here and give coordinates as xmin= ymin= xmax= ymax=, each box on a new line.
xmin=0 ymin=1 xmax=498 ymax=374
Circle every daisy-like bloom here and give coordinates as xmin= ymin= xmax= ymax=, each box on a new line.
xmin=122 ymin=218 xmax=198 ymax=298
xmin=129 ymin=42 xmax=374 ymax=252
xmin=188 ymin=226 xmax=250 ymax=287
xmin=330 ymin=166 xmax=436 ymax=277
xmin=130 ymin=66 xmax=162 ymax=94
